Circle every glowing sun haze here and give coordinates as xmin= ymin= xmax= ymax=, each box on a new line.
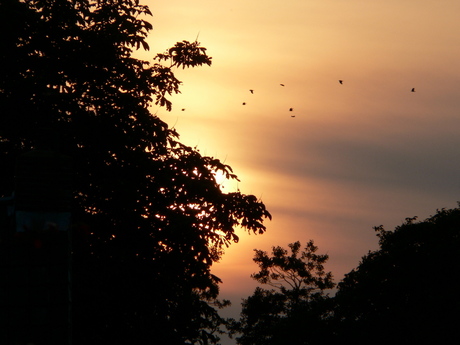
xmin=139 ymin=0 xmax=460 ymax=330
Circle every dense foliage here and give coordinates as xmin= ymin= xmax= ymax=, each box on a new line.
xmin=333 ymin=208 xmax=460 ymax=345
xmin=0 ymin=1 xmax=271 ymax=344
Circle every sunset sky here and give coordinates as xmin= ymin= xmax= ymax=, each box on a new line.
xmin=139 ymin=0 xmax=460 ymax=338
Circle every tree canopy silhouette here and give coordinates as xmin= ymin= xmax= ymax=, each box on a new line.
xmin=333 ymin=207 xmax=460 ymax=345
xmin=0 ymin=1 xmax=271 ymax=344
xmin=232 ymin=241 xmax=335 ymax=345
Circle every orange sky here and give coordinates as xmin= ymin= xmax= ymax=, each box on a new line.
xmin=138 ymin=0 xmax=460 ymax=340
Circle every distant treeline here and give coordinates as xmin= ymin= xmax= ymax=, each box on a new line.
xmin=230 ymin=206 xmax=460 ymax=345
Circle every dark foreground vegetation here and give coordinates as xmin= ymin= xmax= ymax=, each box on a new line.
xmin=0 ymin=1 xmax=270 ymax=344
xmin=231 ymin=207 xmax=460 ymax=345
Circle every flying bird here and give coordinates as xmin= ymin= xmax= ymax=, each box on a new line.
xmin=280 ymin=84 xmax=285 ymax=86
xmin=339 ymin=80 xmax=343 ymax=84
xmin=242 ymin=102 xmax=246 ymax=105
xmin=411 ymin=88 xmax=415 ymax=92
xmin=249 ymin=89 xmax=254 ymax=94
xmin=289 ymin=108 xmax=293 ymax=111
xmin=181 ymin=108 xmax=185 ymax=111
xmin=291 ymin=115 xmax=296 ymax=118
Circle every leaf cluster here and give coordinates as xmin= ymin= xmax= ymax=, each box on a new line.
xmin=156 ymin=40 xmax=212 ymax=69
xmin=251 ymin=240 xmax=334 ymax=296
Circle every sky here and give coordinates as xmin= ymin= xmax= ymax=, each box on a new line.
xmin=139 ymin=0 xmax=460 ymax=341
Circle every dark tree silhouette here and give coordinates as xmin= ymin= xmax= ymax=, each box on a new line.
xmin=333 ymin=207 xmax=460 ymax=345
xmin=231 ymin=241 xmax=335 ymax=345
xmin=0 ymin=1 xmax=271 ymax=344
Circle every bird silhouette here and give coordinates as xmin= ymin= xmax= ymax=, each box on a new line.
xmin=280 ymin=84 xmax=285 ymax=86
xmin=242 ymin=102 xmax=246 ymax=105
xmin=411 ymin=88 xmax=415 ymax=92
xmin=339 ymin=80 xmax=343 ymax=84
xmin=289 ymin=108 xmax=293 ymax=111
xmin=249 ymin=89 xmax=254 ymax=94
xmin=291 ymin=115 xmax=296 ymax=118
xmin=181 ymin=108 xmax=185 ymax=111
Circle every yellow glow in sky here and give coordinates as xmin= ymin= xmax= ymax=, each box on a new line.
xmin=139 ymin=1 xmax=460 ymax=335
